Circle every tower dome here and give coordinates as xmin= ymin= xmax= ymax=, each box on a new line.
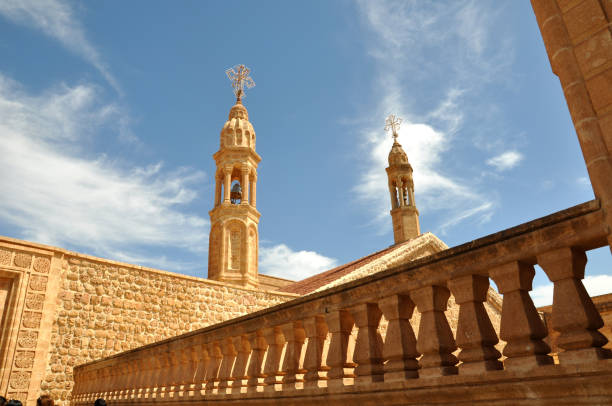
xmin=220 ymin=99 xmax=256 ymax=149
xmin=388 ymin=140 xmax=410 ymax=166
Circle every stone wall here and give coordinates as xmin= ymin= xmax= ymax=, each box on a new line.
xmin=0 ymin=236 xmax=297 ymax=406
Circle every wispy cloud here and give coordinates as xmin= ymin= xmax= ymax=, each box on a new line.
xmin=353 ymin=0 xmax=513 ymax=234
xmin=259 ymin=244 xmax=338 ymax=281
xmin=0 ymin=73 xmax=207 ymax=268
xmin=0 ymin=0 xmax=121 ymax=93
xmin=531 ymin=274 xmax=612 ymax=307
xmin=486 ymin=151 xmax=524 ymax=171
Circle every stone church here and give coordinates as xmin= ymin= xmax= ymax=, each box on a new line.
xmin=5 ymin=2 xmax=612 ymax=400
xmin=0 ymin=64 xmax=501 ymax=405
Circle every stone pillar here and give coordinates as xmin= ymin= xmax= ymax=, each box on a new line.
xmin=251 ymin=175 xmax=257 ymax=207
xmin=205 ymin=342 xmax=223 ymax=395
xmin=379 ymin=294 xmax=419 ymax=381
xmin=217 ymin=338 xmax=237 ymax=392
xmin=192 ymin=344 xmax=208 ymax=394
xmin=303 ymin=315 xmax=330 ymax=388
xmin=281 ymin=321 xmax=306 ymax=390
xmin=449 ymin=275 xmax=502 ymax=374
xmin=537 ymin=247 xmax=609 ymax=363
xmin=325 ymin=309 xmax=356 ymax=387
xmin=231 ymin=335 xmax=251 ymax=391
xmin=246 ymin=331 xmax=267 ymax=392
xmin=397 ymin=179 xmax=405 ymax=207
xmin=408 ymin=186 xmax=416 ymax=208
xmin=241 ymin=167 xmax=250 ymax=205
xmin=223 ymin=167 xmax=232 ymax=204
xmin=215 ymin=175 xmax=222 ymax=206
xmin=410 ymin=285 xmax=458 ymax=377
xmin=388 ymin=182 xmax=398 ymax=209
xmin=351 ymin=303 xmax=384 ymax=384
xmin=263 ymin=327 xmax=286 ymax=392
xmin=490 ymin=261 xmax=553 ymax=370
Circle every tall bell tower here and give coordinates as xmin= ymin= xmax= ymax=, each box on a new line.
xmin=385 ymin=114 xmax=420 ymax=244
xmin=208 ymin=65 xmax=261 ymax=288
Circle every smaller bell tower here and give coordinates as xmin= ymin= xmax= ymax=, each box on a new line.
xmin=385 ymin=114 xmax=420 ymax=244
xmin=208 ymin=65 xmax=260 ymax=288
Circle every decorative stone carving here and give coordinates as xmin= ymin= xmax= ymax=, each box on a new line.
xmin=17 ymin=331 xmax=38 ymax=348
xmin=14 ymin=253 xmax=32 ymax=268
xmin=33 ymin=257 xmax=51 ymax=273
xmin=29 ymin=275 xmax=48 ymax=291
xmin=26 ymin=293 xmax=45 ymax=310
xmin=14 ymin=351 xmax=36 ymax=368
xmin=0 ymin=248 xmax=11 ymax=265
xmin=22 ymin=311 xmax=42 ymax=329
xmin=9 ymin=371 xmax=31 ymax=389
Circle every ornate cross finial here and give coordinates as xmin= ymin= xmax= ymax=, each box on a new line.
xmin=226 ymin=64 xmax=255 ymax=101
xmin=385 ymin=114 xmax=402 ymax=140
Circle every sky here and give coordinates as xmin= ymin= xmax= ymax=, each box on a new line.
xmin=0 ymin=0 xmax=610 ymax=306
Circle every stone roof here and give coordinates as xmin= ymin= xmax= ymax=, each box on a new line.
xmin=281 ymin=232 xmax=448 ymax=295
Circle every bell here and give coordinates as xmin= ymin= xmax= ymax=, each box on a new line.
xmin=230 ymin=183 xmax=242 ymax=204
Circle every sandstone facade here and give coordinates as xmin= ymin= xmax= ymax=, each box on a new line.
xmin=0 ymin=236 xmax=297 ymax=405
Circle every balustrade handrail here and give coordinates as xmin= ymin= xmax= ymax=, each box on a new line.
xmin=72 ymin=200 xmax=611 ymax=403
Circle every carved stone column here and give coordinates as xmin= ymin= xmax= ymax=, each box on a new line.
xmin=247 ymin=331 xmax=267 ymax=392
xmin=281 ymin=321 xmax=306 ymax=390
xmin=379 ymin=294 xmax=419 ymax=380
xmin=263 ymin=327 xmax=286 ymax=392
xmin=490 ymin=261 xmax=553 ymax=370
xmin=241 ymin=166 xmax=250 ymax=204
xmin=397 ymin=179 xmax=405 ymax=207
xmin=303 ymin=315 xmax=330 ymax=388
xmin=351 ymin=303 xmax=384 ymax=383
xmin=449 ymin=275 xmax=502 ymax=374
xmin=410 ymin=285 xmax=458 ymax=377
xmin=325 ymin=309 xmax=356 ymax=387
xmin=231 ymin=335 xmax=251 ymax=391
xmin=217 ymin=338 xmax=237 ymax=392
xmin=223 ymin=167 xmax=232 ymax=204
xmin=205 ymin=342 xmax=223 ymax=395
xmin=537 ymin=247 xmax=609 ymax=363
xmin=251 ymin=175 xmax=257 ymax=207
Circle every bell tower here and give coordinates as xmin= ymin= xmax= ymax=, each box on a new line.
xmin=208 ymin=65 xmax=260 ymax=288
xmin=385 ymin=114 xmax=420 ymax=244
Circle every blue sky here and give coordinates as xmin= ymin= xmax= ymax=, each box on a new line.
xmin=0 ymin=0 xmax=610 ymax=305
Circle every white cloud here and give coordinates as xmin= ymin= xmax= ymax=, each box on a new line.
xmin=353 ymin=1 xmax=510 ymax=233
xmin=531 ymin=274 xmax=612 ymax=307
xmin=486 ymin=151 xmax=524 ymax=171
xmin=0 ymin=73 xmax=208 ymax=268
xmin=0 ymin=0 xmax=121 ymax=93
xmin=259 ymin=244 xmax=338 ymax=281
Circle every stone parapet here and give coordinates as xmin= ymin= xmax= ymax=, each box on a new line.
xmin=0 ymin=237 xmax=297 ymax=405
xmin=72 ymin=200 xmax=612 ymax=405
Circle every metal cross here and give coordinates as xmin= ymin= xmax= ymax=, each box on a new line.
xmin=384 ymin=114 xmax=402 ymax=140
xmin=226 ymin=64 xmax=255 ymax=100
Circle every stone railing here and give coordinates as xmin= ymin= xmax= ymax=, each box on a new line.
xmin=72 ymin=201 xmax=612 ymax=405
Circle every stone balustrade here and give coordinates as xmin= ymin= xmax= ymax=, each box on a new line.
xmin=72 ymin=200 xmax=612 ymax=405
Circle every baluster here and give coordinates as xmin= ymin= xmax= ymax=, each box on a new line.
xmin=281 ymin=321 xmax=306 ymax=390
xmin=449 ymin=275 xmax=502 ymax=374
xmin=159 ymin=351 xmax=173 ymax=397
xmin=537 ymin=247 xmax=609 ymax=363
xmin=205 ymin=341 xmax=223 ymax=395
xmin=217 ymin=338 xmax=237 ymax=393
xmin=303 ymin=315 xmax=330 ymax=388
xmin=325 ymin=309 xmax=356 ymax=387
xmin=141 ymin=356 xmax=158 ymax=398
xmin=263 ymin=326 xmax=286 ymax=392
xmin=490 ymin=261 xmax=553 ymax=369
xmin=351 ymin=303 xmax=384 ymax=384
xmin=410 ymin=285 xmax=458 ymax=377
xmin=192 ymin=343 xmax=208 ymax=395
xmin=231 ymin=335 xmax=251 ymax=392
xmin=247 ymin=330 xmax=267 ymax=392
xmin=379 ymin=294 xmax=419 ymax=381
